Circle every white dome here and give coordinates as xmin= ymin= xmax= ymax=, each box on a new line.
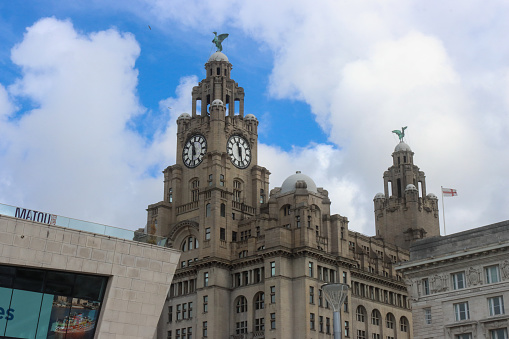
xmin=395 ymin=141 xmax=412 ymax=152
xmin=245 ymin=114 xmax=257 ymax=121
xmin=211 ymin=99 xmax=224 ymax=107
xmin=405 ymin=184 xmax=417 ymax=191
xmin=280 ymin=171 xmax=317 ymax=194
xmin=208 ymin=52 xmax=229 ymax=62
xmin=374 ymin=192 xmax=385 ymax=199
xmin=178 ymin=113 xmax=191 ymax=120
xmin=427 ymin=193 xmax=438 ymax=199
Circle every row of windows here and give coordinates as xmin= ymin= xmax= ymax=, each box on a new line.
xmin=168 ymin=302 xmax=193 ymax=322
xmin=167 ymin=327 xmax=192 ymax=339
xmin=423 ymin=296 xmax=505 ymax=324
xmin=169 ymin=279 xmax=197 ymax=298
xmin=230 ymin=315 xmax=275 ymax=333
xmin=453 ymin=328 xmax=507 ymax=339
xmin=232 ymin=268 xmax=264 ymax=287
xmin=355 ymin=306 xmax=409 ymax=332
xmin=309 ymin=313 xmax=333 ymax=334
xmin=422 ymin=265 xmax=502 ymax=295
xmin=352 ymin=281 xmax=410 ymax=309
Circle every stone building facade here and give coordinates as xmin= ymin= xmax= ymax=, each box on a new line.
xmin=396 ymin=220 xmax=509 ymax=339
xmin=147 ymin=50 xmax=423 ymax=339
xmin=374 ymin=141 xmax=440 ymax=250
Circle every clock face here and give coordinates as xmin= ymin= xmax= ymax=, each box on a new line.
xmin=183 ymin=134 xmax=207 ymax=168
xmin=227 ymin=135 xmax=251 ymax=169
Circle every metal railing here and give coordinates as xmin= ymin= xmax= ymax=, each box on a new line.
xmin=0 ymin=202 xmax=168 ymax=247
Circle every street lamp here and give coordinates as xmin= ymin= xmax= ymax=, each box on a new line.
xmin=322 ymin=283 xmax=349 ymax=339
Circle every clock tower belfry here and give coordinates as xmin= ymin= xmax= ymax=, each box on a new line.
xmin=146 ymin=50 xmax=270 ymax=261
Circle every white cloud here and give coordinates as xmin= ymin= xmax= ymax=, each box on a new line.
xmin=134 ymin=0 xmax=509 ymax=234
xmin=0 ymin=17 xmax=183 ymax=229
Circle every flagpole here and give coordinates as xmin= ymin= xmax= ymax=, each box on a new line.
xmin=441 ymin=186 xmax=446 ymax=236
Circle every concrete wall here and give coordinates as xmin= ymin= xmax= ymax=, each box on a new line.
xmin=0 ymin=214 xmax=180 ymax=339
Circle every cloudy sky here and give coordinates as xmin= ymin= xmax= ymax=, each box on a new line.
xmin=1 ymin=1 xmax=508 ymax=236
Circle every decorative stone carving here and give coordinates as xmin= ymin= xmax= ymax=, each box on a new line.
xmin=404 ymin=278 xmax=419 ymax=299
xmin=501 ymin=260 xmax=509 ymax=279
xmin=431 ymin=274 xmax=448 ymax=293
xmin=467 ymin=266 xmax=481 ymax=286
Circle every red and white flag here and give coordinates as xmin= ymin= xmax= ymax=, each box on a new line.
xmin=442 ymin=187 xmax=458 ymax=197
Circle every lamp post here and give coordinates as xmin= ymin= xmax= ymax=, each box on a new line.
xmin=322 ymin=283 xmax=349 ymax=339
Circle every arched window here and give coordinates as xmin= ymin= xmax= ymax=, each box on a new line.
xmin=386 ymin=313 xmax=395 ymax=329
xmin=236 ymin=296 xmax=247 ymax=313
xmin=206 ymin=203 xmax=211 ymax=217
xmin=371 ymin=309 xmax=381 ymax=325
xmin=254 ymin=292 xmax=265 ymax=310
xmin=181 ymin=237 xmax=199 ymax=252
xmin=356 ymin=306 xmax=366 ymax=322
xmin=400 ymin=316 xmax=409 ymax=332
xmin=238 ymin=250 xmax=248 ymax=258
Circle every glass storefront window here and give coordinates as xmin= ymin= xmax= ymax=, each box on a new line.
xmin=0 ymin=265 xmax=108 ymax=339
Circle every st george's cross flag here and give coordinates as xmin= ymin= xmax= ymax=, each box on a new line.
xmin=442 ymin=187 xmax=458 ymax=197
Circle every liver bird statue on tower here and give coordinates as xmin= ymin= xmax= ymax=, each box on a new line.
xmin=212 ymin=32 xmax=229 ymax=52
xmin=392 ymin=126 xmax=407 ymax=142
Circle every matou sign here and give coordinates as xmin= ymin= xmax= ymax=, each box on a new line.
xmin=14 ymin=207 xmax=56 ymax=225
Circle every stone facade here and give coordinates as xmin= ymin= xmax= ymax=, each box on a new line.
xmin=396 ymin=220 xmax=509 ymax=339
xmin=374 ymin=141 xmax=440 ymax=249
xmin=0 ymin=214 xmax=180 ymax=339
xmin=148 ymin=51 xmax=414 ymax=339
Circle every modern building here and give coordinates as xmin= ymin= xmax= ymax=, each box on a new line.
xmin=0 ymin=204 xmax=180 ymax=339
xmin=146 ymin=50 xmax=426 ymax=339
xmin=396 ymin=220 xmax=509 ymax=339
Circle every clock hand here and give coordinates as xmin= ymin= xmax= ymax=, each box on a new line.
xmin=192 ymin=144 xmax=196 ymax=158
xmin=237 ymin=143 xmax=242 ymax=160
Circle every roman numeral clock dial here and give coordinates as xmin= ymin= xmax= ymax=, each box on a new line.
xmin=182 ymin=134 xmax=207 ymax=168
xmin=227 ymin=135 xmax=251 ymax=169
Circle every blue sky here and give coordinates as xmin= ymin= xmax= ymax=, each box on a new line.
xmin=1 ymin=1 xmax=509 ymax=236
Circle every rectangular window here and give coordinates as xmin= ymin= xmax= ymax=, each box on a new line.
xmin=220 ymin=228 xmax=225 ymax=240
xmin=319 ymin=316 xmax=323 ymax=332
xmin=270 ymin=313 xmax=276 ymax=329
xmin=203 ymin=321 xmax=207 ymax=337
xmin=188 ymin=302 xmax=193 ymax=318
xmin=318 ymin=289 xmax=323 ymax=307
xmin=187 ymin=327 xmax=192 ymax=339
xmin=270 ymin=262 xmax=276 ymax=276
xmin=357 ymin=330 xmax=366 ymax=339
xmin=205 ymin=228 xmax=210 ymax=240
xmin=270 ymin=286 xmax=276 ymax=303
xmin=490 ymin=329 xmax=508 ymax=339
xmin=309 ymin=286 xmax=314 ymax=304
xmin=176 ymin=304 xmax=182 ymax=320
xmin=167 ymin=331 xmax=172 ymax=339
xmin=344 ymin=320 xmax=349 ymax=337
xmin=454 ymin=302 xmax=470 ymax=321
xmin=236 ymin=321 xmax=247 ymax=334
xmin=343 ymin=271 xmax=348 ymax=284
xmin=232 ymin=231 xmax=237 ymax=242
xmin=326 ymin=317 xmax=331 ymax=334
xmin=486 ymin=265 xmax=501 ymax=284
xmin=168 ymin=306 xmax=173 ymax=322
xmin=176 ymin=329 xmax=180 ymax=339
xmin=309 ymin=262 xmax=314 ymax=277
xmin=310 ymin=313 xmax=315 ymax=330
xmin=182 ymin=303 xmax=187 ymax=319
xmin=452 ymin=272 xmax=466 ymax=290
xmin=424 ymin=307 xmax=432 ymax=324
xmin=488 ymin=296 xmax=505 ymax=316
xmin=423 ymin=278 xmax=430 ymax=295
xmin=203 ymin=295 xmax=208 ymax=313
xmin=255 ymin=318 xmax=265 ymax=331
xmin=204 ymin=272 xmax=209 ymax=287
xmin=456 ymin=334 xmax=472 ymax=339
xmin=372 ymin=334 xmax=380 ymax=339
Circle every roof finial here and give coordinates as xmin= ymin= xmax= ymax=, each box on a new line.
xmin=212 ymin=32 xmax=229 ymax=52
xmin=392 ymin=126 xmax=407 ymax=142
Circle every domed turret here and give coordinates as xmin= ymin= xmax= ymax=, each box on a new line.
xmin=395 ymin=141 xmax=412 ymax=152
xmin=177 ymin=113 xmax=191 ymax=120
xmin=208 ymin=51 xmax=229 ymax=62
xmin=280 ymin=171 xmax=318 ymax=194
